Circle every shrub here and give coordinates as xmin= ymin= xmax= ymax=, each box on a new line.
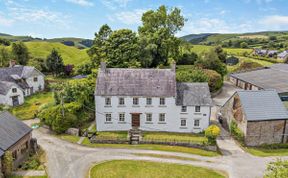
xmin=205 ymin=125 xmax=221 ymax=145
xmin=230 ymin=120 xmax=244 ymax=142
xmin=204 ymin=69 xmax=223 ymax=92
xmin=265 ymin=159 xmax=288 ymax=178
xmin=3 ymin=151 xmax=13 ymax=176
xmin=233 ymin=61 xmax=263 ymax=72
xmin=176 ymin=67 xmax=209 ymax=83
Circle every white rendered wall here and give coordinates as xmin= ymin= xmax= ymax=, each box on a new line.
xmin=95 ymin=96 xmax=211 ymax=133
xmin=0 ymin=87 xmax=24 ymax=106
xmin=26 ymin=74 xmax=45 ymax=94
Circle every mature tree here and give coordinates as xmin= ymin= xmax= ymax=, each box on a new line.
xmin=214 ymin=46 xmax=227 ymax=63
xmin=11 ymin=42 xmax=29 ymax=65
xmin=28 ymin=57 xmax=47 ymax=72
xmin=176 ymin=67 xmax=209 ymax=83
xmin=106 ymin=29 xmax=140 ymax=68
xmin=177 ymin=52 xmax=198 ymax=65
xmin=195 ymin=49 xmax=227 ymax=77
xmin=240 ymin=42 xmax=248 ymax=49
xmin=46 ymin=49 xmax=64 ymax=76
xmin=0 ymin=47 xmax=10 ymax=67
xmin=138 ymin=5 xmax=185 ymax=67
xmin=0 ymin=38 xmax=11 ymax=46
xmin=64 ymin=64 xmax=74 ymax=76
xmin=88 ymin=24 xmax=112 ymax=66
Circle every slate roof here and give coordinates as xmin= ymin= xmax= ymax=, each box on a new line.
xmin=0 ymin=65 xmax=42 ymax=93
xmin=0 ymin=149 xmax=4 ymax=157
xmin=237 ymin=90 xmax=288 ymax=121
xmin=0 ymin=81 xmax=22 ymax=95
xmin=0 ymin=111 xmax=32 ymax=151
xmin=230 ymin=64 xmax=288 ymax=94
xmin=95 ymin=68 xmax=176 ymax=97
xmin=176 ymin=83 xmax=212 ymax=106
xmin=278 ymin=51 xmax=288 ymax=59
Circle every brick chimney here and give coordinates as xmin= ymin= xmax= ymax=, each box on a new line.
xmin=100 ymin=62 xmax=106 ymax=72
xmin=171 ymin=61 xmax=176 ymax=72
xmin=9 ymin=60 xmax=16 ymax=67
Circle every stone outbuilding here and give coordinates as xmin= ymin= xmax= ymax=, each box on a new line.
xmin=0 ymin=111 xmax=32 ymax=172
xmin=220 ymin=90 xmax=288 ymax=146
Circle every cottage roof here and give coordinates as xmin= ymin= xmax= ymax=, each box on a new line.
xmin=237 ymin=90 xmax=288 ymax=121
xmin=0 ymin=149 xmax=4 ymax=157
xmin=95 ymin=68 xmax=176 ymax=97
xmin=230 ymin=64 xmax=288 ymax=94
xmin=0 ymin=81 xmax=22 ymax=95
xmin=176 ymin=83 xmax=212 ymax=106
xmin=277 ymin=51 xmax=288 ymax=59
xmin=0 ymin=111 xmax=32 ymax=151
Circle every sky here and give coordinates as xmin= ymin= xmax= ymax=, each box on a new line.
xmin=0 ymin=0 xmax=288 ymax=39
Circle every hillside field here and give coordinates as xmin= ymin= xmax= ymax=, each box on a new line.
xmin=6 ymin=41 xmax=90 ymax=66
xmin=189 ymin=45 xmax=252 ymax=56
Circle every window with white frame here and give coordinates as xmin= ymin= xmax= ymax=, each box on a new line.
xmin=159 ymin=113 xmax=165 ymax=122
xmin=195 ymin=106 xmax=201 ymax=112
xmin=194 ymin=119 xmax=200 ymax=127
xmin=105 ymin=97 xmax=111 ymax=106
xmin=146 ymin=113 xmax=152 ymax=122
xmin=181 ymin=106 xmax=187 ymax=112
xmin=160 ymin=98 xmax=165 ymax=105
xmin=180 ymin=119 xmax=187 ymax=127
xmin=119 ymin=97 xmax=125 ymax=106
xmin=33 ymin=77 xmax=38 ymax=82
xmin=105 ymin=113 xmax=112 ymax=122
xmin=146 ymin=98 xmax=152 ymax=105
xmin=119 ymin=113 xmax=125 ymax=122
xmin=133 ymin=97 xmax=139 ymax=105
xmin=12 ymin=88 xmax=17 ymax=93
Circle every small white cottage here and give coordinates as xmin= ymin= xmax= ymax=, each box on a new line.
xmin=95 ymin=62 xmax=212 ymax=133
xmin=0 ymin=64 xmax=45 ymax=106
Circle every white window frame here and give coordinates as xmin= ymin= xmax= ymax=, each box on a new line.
xmin=160 ymin=98 xmax=165 ymax=105
xmin=119 ymin=113 xmax=125 ymax=122
xmin=133 ymin=97 xmax=139 ymax=105
xmin=105 ymin=97 xmax=111 ymax=106
xmin=194 ymin=119 xmax=200 ymax=127
xmin=159 ymin=113 xmax=165 ymax=122
xmin=146 ymin=113 xmax=152 ymax=122
xmin=146 ymin=98 xmax=152 ymax=105
xmin=105 ymin=113 xmax=112 ymax=122
xmin=119 ymin=97 xmax=125 ymax=106
xmin=181 ymin=106 xmax=187 ymax=112
xmin=12 ymin=88 xmax=17 ymax=93
xmin=180 ymin=119 xmax=187 ymax=127
xmin=33 ymin=77 xmax=38 ymax=82
xmin=195 ymin=106 xmax=201 ymax=112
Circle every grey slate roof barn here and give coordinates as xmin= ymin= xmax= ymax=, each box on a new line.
xmin=220 ymin=90 xmax=288 ymax=146
xmin=0 ymin=111 xmax=32 ymax=151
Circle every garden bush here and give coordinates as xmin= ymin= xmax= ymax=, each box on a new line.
xmin=265 ymin=159 xmax=288 ymax=178
xmin=205 ymin=125 xmax=220 ymax=145
xmin=230 ymin=120 xmax=244 ymax=142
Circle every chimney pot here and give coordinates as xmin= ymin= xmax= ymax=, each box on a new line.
xmin=9 ymin=60 xmax=16 ymax=67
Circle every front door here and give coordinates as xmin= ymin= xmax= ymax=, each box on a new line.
xmin=131 ymin=114 xmax=140 ymax=128
xmin=12 ymin=96 xmax=19 ymax=106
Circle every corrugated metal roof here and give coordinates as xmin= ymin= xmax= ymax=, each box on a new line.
xmin=95 ymin=68 xmax=176 ymax=97
xmin=176 ymin=83 xmax=212 ymax=106
xmin=237 ymin=90 xmax=288 ymax=121
xmin=230 ymin=64 xmax=288 ymax=93
xmin=0 ymin=111 xmax=32 ymax=151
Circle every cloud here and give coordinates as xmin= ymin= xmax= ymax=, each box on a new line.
xmin=260 ymin=15 xmax=288 ymax=26
xmin=0 ymin=14 xmax=14 ymax=26
xmin=65 ymin=0 xmax=94 ymax=7
xmin=101 ymin=0 xmax=132 ymax=10
xmin=108 ymin=9 xmax=146 ymax=25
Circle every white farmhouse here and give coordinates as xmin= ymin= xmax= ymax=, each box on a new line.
xmin=0 ymin=64 xmax=45 ymax=106
xmin=95 ymin=62 xmax=212 ymax=133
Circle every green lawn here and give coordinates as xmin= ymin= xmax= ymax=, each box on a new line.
xmin=96 ymin=131 xmax=128 ymax=139
xmin=134 ymin=153 xmax=199 ymax=162
xmin=143 ymin=131 xmax=207 ymax=144
xmin=8 ymin=176 xmax=48 ymax=178
xmin=89 ymin=160 xmax=225 ymax=178
xmin=10 ymin=92 xmax=54 ymax=120
xmin=245 ymin=147 xmax=288 ymax=157
xmin=82 ymin=138 xmax=219 ymax=157
xmin=57 ymin=134 xmax=80 ymax=143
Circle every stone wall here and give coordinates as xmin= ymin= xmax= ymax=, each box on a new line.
xmin=246 ymin=120 xmax=288 ymax=146
xmin=8 ymin=132 xmax=32 ymax=169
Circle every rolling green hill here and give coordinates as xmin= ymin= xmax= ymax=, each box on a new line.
xmin=25 ymin=42 xmax=90 ymax=66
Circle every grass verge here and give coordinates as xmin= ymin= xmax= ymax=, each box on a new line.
xmin=244 ymin=147 xmax=288 ymax=157
xmin=89 ymin=160 xmax=225 ymax=178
